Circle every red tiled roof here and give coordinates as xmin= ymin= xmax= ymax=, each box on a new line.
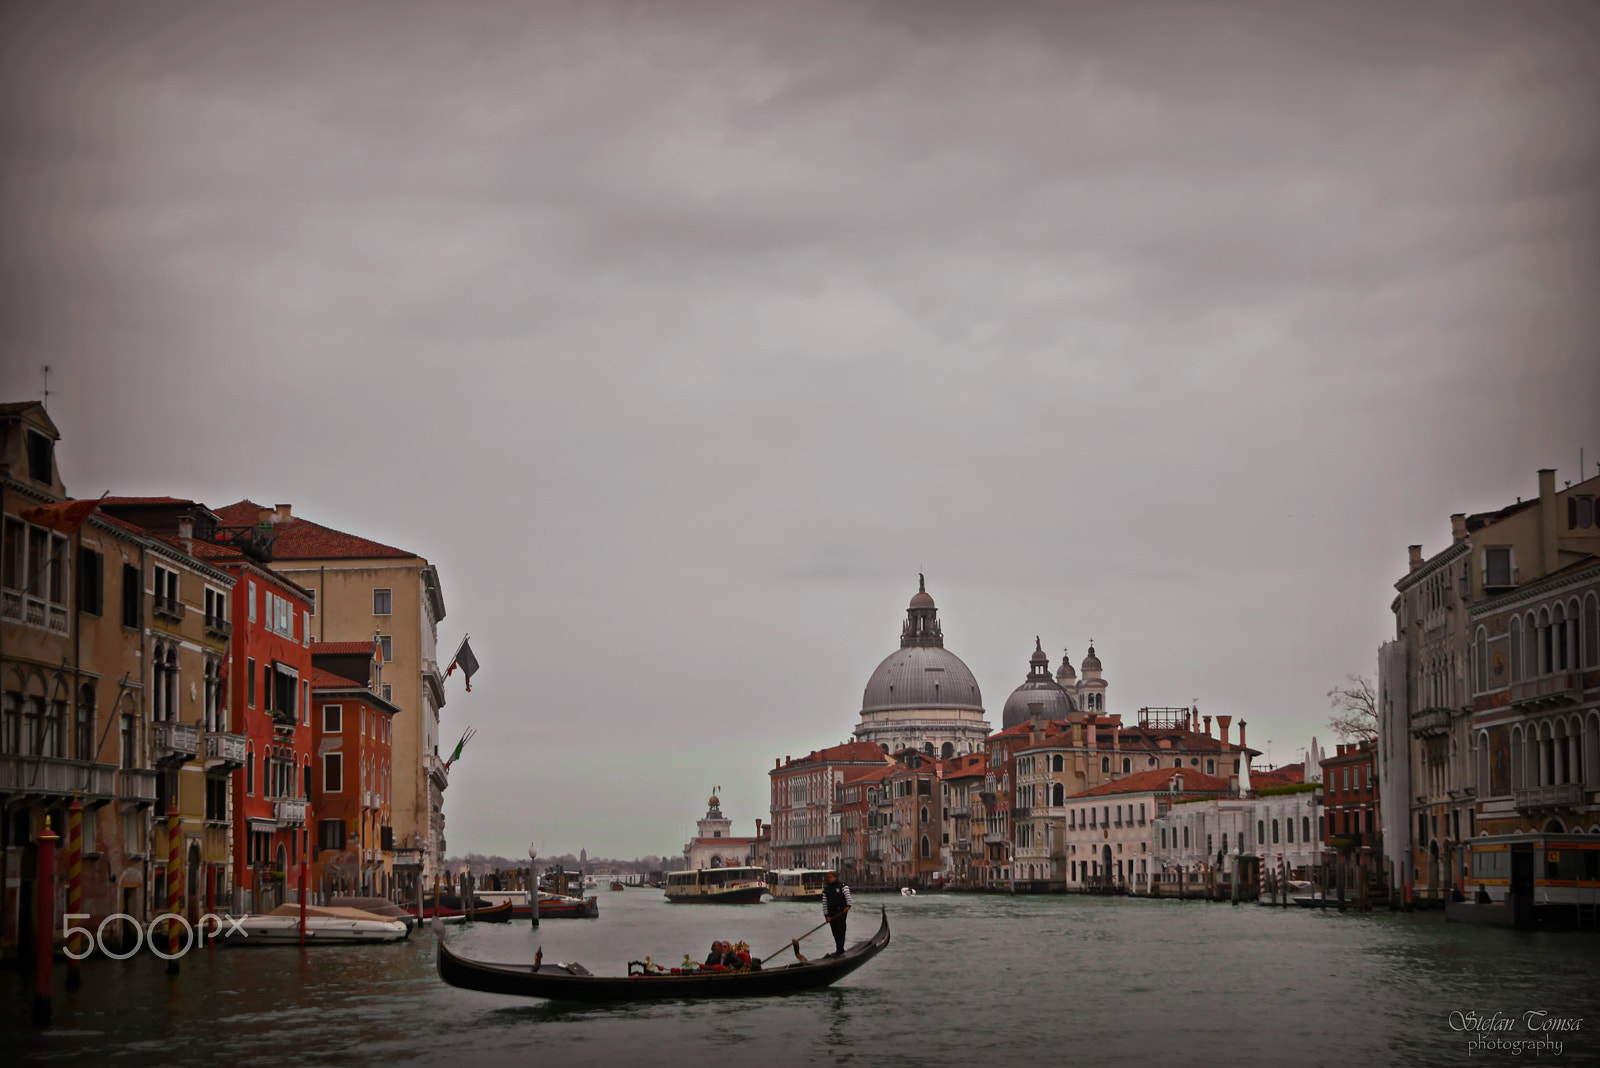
xmin=98 ymin=495 xmax=199 ymax=507
xmin=309 ymin=667 xmax=367 ymax=689
xmin=1067 ymin=766 xmax=1232 ymax=800
xmin=212 ymin=500 xmax=415 ymax=560
xmin=0 ymin=401 xmax=43 ymax=417
xmin=312 ymin=641 xmax=380 ymax=656
xmin=1251 ymin=765 xmax=1306 ymax=789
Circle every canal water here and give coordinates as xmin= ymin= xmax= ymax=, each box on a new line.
xmin=5 ymin=889 xmax=1599 ymax=1067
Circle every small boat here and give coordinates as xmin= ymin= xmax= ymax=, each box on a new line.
xmin=406 ymin=905 xmax=470 ymax=924
xmin=900 ymin=887 xmax=917 ymax=897
xmin=664 ymin=866 xmax=767 ymax=904
xmin=436 ymin=908 xmax=891 ymax=1001
xmin=610 ymin=881 xmax=627 ymax=891
xmin=221 ymin=905 xmax=410 ymax=945
xmin=768 ymin=869 xmax=828 ymax=902
xmin=327 ymin=896 xmax=418 ymax=930
xmin=537 ymin=891 xmax=599 ymax=919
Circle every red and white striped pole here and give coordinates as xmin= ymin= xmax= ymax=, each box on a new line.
xmin=66 ymin=799 xmax=83 ymax=990
xmin=32 ymin=821 xmax=59 ymax=1025
xmin=166 ymin=813 xmax=181 ymax=975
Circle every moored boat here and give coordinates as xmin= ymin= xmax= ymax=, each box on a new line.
xmin=767 ymin=869 xmax=828 ymax=902
xmin=221 ymin=905 xmax=410 ymax=945
xmin=327 ymin=896 xmax=418 ymax=930
xmin=435 ymin=907 xmax=891 ymax=1001
xmin=664 ymin=866 xmax=766 ymax=904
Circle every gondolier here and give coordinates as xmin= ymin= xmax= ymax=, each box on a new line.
xmin=821 ymin=871 xmax=853 ymax=957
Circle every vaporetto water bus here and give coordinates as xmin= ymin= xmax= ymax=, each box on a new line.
xmin=663 ymin=866 xmax=767 ymax=903
xmin=767 ymin=869 xmax=829 ymax=901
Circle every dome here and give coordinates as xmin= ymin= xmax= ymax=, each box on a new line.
xmin=1056 ymin=648 xmax=1076 ymax=682
xmin=908 ymin=572 xmax=935 ymax=610
xmin=1001 ymin=639 xmax=1077 ymax=728
xmin=861 ymin=645 xmax=984 ymax=713
xmin=1081 ymin=644 xmax=1102 ymax=672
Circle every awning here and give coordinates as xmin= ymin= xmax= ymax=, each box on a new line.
xmin=248 ymin=818 xmax=278 ymax=833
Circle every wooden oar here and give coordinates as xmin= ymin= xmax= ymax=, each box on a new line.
xmin=764 ymin=912 xmax=841 ymax=964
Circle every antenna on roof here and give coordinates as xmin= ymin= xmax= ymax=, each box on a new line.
xmin=40 ymin=365 xmax=50 ymax=409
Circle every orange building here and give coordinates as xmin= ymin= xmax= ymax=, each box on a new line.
xmin=308 ymin=640 xmax=398 ymax=897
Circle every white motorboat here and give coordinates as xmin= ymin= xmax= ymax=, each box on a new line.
xmin=218 ymin=904 xmax=410 ymax=945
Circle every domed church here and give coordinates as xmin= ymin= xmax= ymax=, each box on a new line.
xmin=853 ymin=576 xmax=992 ymax=758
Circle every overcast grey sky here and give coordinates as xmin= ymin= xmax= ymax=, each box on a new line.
xmin=3 ymin=0 xmax=1597 ymax=859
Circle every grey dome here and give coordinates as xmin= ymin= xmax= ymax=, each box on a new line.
xmin=861 ymin=645 xmax=984 ymax=714
xmin=1081 ymin=644 xmax=1102 ymax=672
xmin=1001 ymin=680 xmax=1076 ymax=728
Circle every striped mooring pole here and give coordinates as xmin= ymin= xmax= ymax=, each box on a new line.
xmin=32 ymin=821 xmax=59 ymax=1026
xmin=166 ymin=813 xmax=181 ymax=975
xmin=66 ymin=798 xmax=84 ymax=990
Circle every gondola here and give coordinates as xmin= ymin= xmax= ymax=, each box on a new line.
xmin=435 ymin=907 xmax=891 ymax=1002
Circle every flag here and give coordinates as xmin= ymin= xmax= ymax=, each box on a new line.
xmin=19 ymin=498 xmax=101 ymax=534
xmin=445 ymin=727 xmax=477 ymax=770
xmin=446 ymin=635 xmax=480 ymax=692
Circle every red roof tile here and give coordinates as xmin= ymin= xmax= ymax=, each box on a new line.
xmin=212 ymin=500 xmax=415 ymax=560
xmin=1067 ymin=766 xmax=1232 ymax=800
xmin=312 ymin=641 xmax=380 ymax=656
xmin=1251 ymin=765 xmax=1307 ymax=789
xmin=309 ymin=667 xmax=368 ymax=689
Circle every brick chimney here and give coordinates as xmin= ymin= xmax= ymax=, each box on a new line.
xmin=274 ymin=503 xmax=293 ymax=524
xmin=1238 ymin=720 xmax=1248 ymax=752
xmin=1203 ymin=715 xmax=1212 ymax=737
xmin=1450 ymin=513 xmax=1468 ymax=542
xmin=1408 ymin=544 xmax=1424 ymax=571
xmin=1217 ymin=715 xmax=1232 ymax=747
xmin=177 ymin=516 xmax=194 ymax=555
xmin=1539 ymin=468 xmax=1558 ymax=574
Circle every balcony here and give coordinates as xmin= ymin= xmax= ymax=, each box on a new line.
xmin=952 ymin=839 xmax=971 ymax=853
xmin=151 ymin=596 xmax=187 ymax=624
xmin=1409 ymin=707 xmax=1451 ymax=738
xmin=1510 ymin=674 xmax=1578 ymax=711
xmin=1513 ymin=783 xmax=1585 ymax=813
xmin=0 ymin=755 xmax=115 ymax=800
xmin=275 ymin=798 xmax=308 ymax=824
xmin=118 ymin=768 xmax=158 ymax=806
xmin=152 ymin=721 xmax=200 ymax=763
xmin=2 ymin=588 xmax=70 ymax=635
xmin=426 ymin=754 xmax=450 ymax=789
xmin=203 ymin=731 xmax=247 ymax=769
xmin=203 ymin=615 xmax=232 ymax=640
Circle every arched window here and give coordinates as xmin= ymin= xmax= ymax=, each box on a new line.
xmin=1174 ymin=758 xmax=1182 ymax=768
xmin=941 ymin=742 xmax=954 ymax=760
xmin=1553 ymin=604 xmax=1569 ymax=672
xmin=1121 ymin=757 xmax=1131 ymax=773
xmin=1052 ymin=783 xmax=1064 ymax=805
xmin=76 ymin=683 xmax=94 ymax=761
xmin=1271 ymin=819 xmax=1280 ymax=843
xmin=1302 ymin=816 xmax=1311 ymax=842
xmin=1526 ymin=614 xmax=1539 ymax=678
xmin=1585 ymin=594 xmax=1599 ymax=669
xmin=1257 ymin=820 xmax=1265 ymax=844
xmin=1475 ymin=627 xmax=1489 ymax=693
xmin=1286 ymin=819 xmax=1295 ymax=843
xmin=1052 ymin=754 xmax=1063 ymax=773
xmin=920 ymin=806 xmax=928 ymax=823
xmin=1182 ymin=826 xmax=1190 ymax=848
xmin=920 ymin=835 xmax=930 ymax=858
xmin=1101 ymin=756 xmax=1110 ymax=773
xmin=1510 ymin=616 xmax=1523 ymax=682
xmin=923 ymin=741 xmax=934 ymax=755
xmin=1539 ymin=608 xmax=1553 ymax=675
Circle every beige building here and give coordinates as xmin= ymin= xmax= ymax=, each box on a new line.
xmin=1382 ymin=467 xmax=1600 ymax=900
xmin=212 ymin=501 xmax=450 ymax=887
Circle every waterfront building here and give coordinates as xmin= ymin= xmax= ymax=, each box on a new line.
xmin=938 ymin=752 xmax=986 ymax=886
xmin=212 ymin=500 xmax=450 ymax=892
xmin=835 ymin=763 xmax=890 ymax=885
xmin=308 ymin=640 xmax=400 ymax=897
xmin=1321 ymin=740 xmax=1379 ymax=855
xmin=768 ymin=740 xmax=889 ymax=871
xmin=1067 ymin=767 xmax=1230 ymax=891
xmin=1151 ymin=760 xmax=1322 ymax=892
xmin=882 ymin=750 xmax=941 ymax=886
xmin=853 ymin=577 xmax=991 ymax=757
xmin=97 ymin=497 xmax=317 ymax=916
xmin=1378 ymin=466 xmax=1600 ymax=902
xmin=1 ymin=404 xmax=166 ymax=953
xmin=682 ymin=792 xmax=764 ymax=870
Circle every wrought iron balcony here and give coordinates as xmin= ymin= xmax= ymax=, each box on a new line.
xmin=203 ymin=615 xmax=232 ymax=640
xmin=152 ymin=721 xmax=200 ymax=763
xmin=203 ymin=731 xmax=247 ymax=768
xmin=0 ymin=755 xmax=115 ymax=800
xmin=1510 ymin=674 xmax=1578 ymax=710
xmin=118 ymin=767 xmax=158 ymax=806
xmin=1409 ymin=707 xmax=1451 ymax=737
xmin=275 ymin=798 xmax=308 ymax=824
xmin=1513 ymin=783 xmax=1585 ymax=812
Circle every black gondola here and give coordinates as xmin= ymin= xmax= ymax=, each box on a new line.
xmin=435 ymin=907 xmax=890 ymax=1001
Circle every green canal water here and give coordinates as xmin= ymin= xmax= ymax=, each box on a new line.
xmin=5 ymin=889 xmax=1599 ymax=1067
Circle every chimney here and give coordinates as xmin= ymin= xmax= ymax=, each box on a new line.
xmin=1538 ymin=468 xmax=1558 ymax=574
xmin=1238 ymin=720 xmax=1248 ymax=752
xmin=1450 ymin=513 xmax=1468 ymax=542
xmin=1408 ymin=544 xmax=1424 ymax=572
xmin=775 ymin=758 xmax=781 ymax=769
xmin=1217 ymin=715 xmax=1232 ymax=747
xmin=274 ymin=503 xmax=293 ymax=524
xmin=177 ymin=515 xmax=194 ymax=554
xmin=1202 ymin=715 xmax=1212 ymax=737
xmin=258 ymin=507 xmax=274 ymax=528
